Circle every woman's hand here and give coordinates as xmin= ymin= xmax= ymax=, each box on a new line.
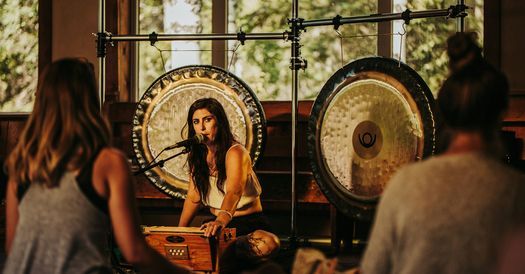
xmin=200 ymin=220 xmax=225 ymax=237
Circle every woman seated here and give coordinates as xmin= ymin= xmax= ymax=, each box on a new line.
xmin=178 ymin=98 xmax=280 ymax=272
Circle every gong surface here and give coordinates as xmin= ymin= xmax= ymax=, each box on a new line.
xmin=133 ymin=65 xmax=266 ymax=199
xmin=308 ymin=57 xmax=438 ymax=220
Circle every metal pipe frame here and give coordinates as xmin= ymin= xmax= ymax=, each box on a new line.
xmin=289 ymin=0 xmax=300 ymax=245
xmin=106 ymin=32 xmax=290 ymax=42
xmin=301 ymin=5 xmax=467 ymax=28
xmin=458 ymin=0 xmax=466 ymax=32
xmin=97 ymin=0 xmax=105 ymax=110
xmin=96 ymin=0 xmax=468 ymax=245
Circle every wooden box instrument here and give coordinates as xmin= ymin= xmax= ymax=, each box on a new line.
xmin=143 ymin=226 xmax=236 ymax=272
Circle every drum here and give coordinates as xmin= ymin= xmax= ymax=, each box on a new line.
xmin=307 ymin=57 xmax=439 ymax=220
xmin=132 ymin=65 xmax=266 ymax=199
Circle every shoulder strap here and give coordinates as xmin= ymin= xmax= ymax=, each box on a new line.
xmin=17 ymin=182 xmax=30 ymax=201
xmin=76 ymin=148 xmax=108 ymax=214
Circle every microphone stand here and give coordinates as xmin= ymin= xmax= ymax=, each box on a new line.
xmin=133 ymin=148 xmax=189 ymax=176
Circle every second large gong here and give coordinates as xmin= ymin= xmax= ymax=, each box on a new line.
xmin=308 ymin=57 xmax=439 ymax=220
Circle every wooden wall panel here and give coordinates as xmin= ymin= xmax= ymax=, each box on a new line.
xmin=501 ymin=1 xmax=525 ymax=94
xmin=0 ymin=116 xmax=29 ymax=159
xmin=0 ymin=121 xmax=7 ymax=158
xmin=504 ymin=96 xmax=525 ymax=160
xmin=505 ymin=96 xmax=525 ymax=123
xmin=51 ymin=0 xmax=98 ymax=63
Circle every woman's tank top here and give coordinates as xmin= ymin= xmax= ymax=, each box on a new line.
xmin=3 ymin=152 xmax=112 ymax=274
xmin=202 ymin=144 xmax=262 ymax=209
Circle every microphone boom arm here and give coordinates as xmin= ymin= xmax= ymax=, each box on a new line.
xmin=133 ymin=148 xmax=189 ymax=176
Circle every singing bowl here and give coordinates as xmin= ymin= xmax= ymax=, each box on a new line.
xmin=132 ymin=65 xmax=266 ymax=199
xmin=308 ymin=57 xmax=439 ymax=220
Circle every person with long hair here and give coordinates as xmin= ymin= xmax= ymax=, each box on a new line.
xmin=3 ymin=58 xmax=189 ymax=274
xmin=360 ymin=33 xmax=525 ymax=274
xmin=178 ymin=98 xmax=280 ymax=272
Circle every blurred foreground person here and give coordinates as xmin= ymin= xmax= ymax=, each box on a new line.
xmin=4 ymin=58 xmax=190 ymax=274
xmin=361 ymin=33 xmax=525 ymax=274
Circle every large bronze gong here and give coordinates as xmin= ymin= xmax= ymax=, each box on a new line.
xmin=308 ymin=57 xmax=439 ymax=220
xmin=132 ymin=65 xmax=266 ymax=199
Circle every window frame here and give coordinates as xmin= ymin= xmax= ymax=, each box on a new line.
xmin=130 ymin=0 xmax=391 ymax=102
xmin=39 ymin=0 xmax=52 ymax=78
xmin=125 ymin=0 xmax=492 ymax=103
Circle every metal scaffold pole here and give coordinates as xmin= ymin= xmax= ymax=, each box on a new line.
xmin=97 ymin=0 xmax=106 ymax=110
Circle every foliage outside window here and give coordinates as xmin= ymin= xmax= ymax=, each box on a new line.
xmin=138 ymin=0 xmax=211 ymax=98
xmin=0 ymin=0 xmax=38 ymax=112
xmin=137 ymin=0 xmax=482 ymax=101
xmin=395 ymin=0 xmax=483 ymax=96
xmin=228 ymin=0 xmax=377 ymax=100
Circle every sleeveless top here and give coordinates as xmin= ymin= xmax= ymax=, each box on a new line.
xmin=202 ymin=144 xmax=262 ymax=209
xmin=3 ymin=151 xmax=112 ymax=274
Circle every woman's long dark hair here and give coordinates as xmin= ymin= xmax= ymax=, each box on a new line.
xmin=186 ymin=98 xmax=235 ymax=203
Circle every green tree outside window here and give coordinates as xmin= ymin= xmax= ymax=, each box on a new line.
xmin=138 ymin=0 xmax=482 ymax=101
xmin=0 ymin=0 xmax=38 ymax=112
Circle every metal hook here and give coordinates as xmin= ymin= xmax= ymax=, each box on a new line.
xmin=397 ymin=23 xmax=407 ymax=67
xmin=335 ymin=29 xmax=345 ymax=68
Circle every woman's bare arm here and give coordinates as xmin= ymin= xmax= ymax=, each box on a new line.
xmin=202 ymin=145 xmax=249 ymax=237
xmin=96 ymin=148 xmax=190 ymax=274
xmin=5 ymin=178 xmax=19 ymax=253
xmin=178 ymin=177 xmax=201 ymax=227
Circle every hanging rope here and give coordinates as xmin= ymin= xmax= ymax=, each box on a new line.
xmin=152 ymin=44 xmax=168 ymax=73
xmin=333 ymin=24 xmax=408 ymax=67
xmin=335 ymin=29 xmax=345 ymax=69
xmin=227 ymin=41 xmax=242 ymax=72
xmin=151 ymin=41 xmax=243 ymax=72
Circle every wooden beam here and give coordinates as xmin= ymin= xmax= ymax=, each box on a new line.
xmin=483 ymin=0 xmax=500 ymax=69
xmin=118 ymin=0 xmax=132 ymax=102
xmin=377 ymin=0 xmax=393 ymax=57
xmin=212 ymin=0 xmax=227 ymax=68
xmin=38 ymin=0 xmax=52 ymax=74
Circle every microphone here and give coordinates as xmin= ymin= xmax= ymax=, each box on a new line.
xmin=165 ymin=134 xmax=205 ymax=150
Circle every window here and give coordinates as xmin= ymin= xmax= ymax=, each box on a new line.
xmin=228 ymin=1 xmax=377 ymax=100
xmin=138 ymin=0 xmax=211 ymax=97
xmin=0 ymin=0 xmax=38 ymax=112
xmin=137 ymin=0 xmax=483 ymax=100
xmin=394 ymin=0 xmax=483 ymax=96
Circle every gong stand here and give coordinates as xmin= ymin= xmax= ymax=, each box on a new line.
xmin=96 ymin=0 xmax=466 ymax=246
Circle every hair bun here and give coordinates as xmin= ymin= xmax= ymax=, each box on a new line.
xmin=447 ymin=32 xmax=483 ymax=72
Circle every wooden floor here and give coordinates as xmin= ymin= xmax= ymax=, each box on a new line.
xmin=0 ymin=238 xmax=364 ymax=273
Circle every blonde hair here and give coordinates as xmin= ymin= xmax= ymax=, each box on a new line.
xmin=7 ymin=58 xmax=111 ymax=187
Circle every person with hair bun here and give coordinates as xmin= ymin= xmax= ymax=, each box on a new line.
xmin=3 ymin=58 xmax=190 ymax=274
xmin=446 ymin=32 xmax=483 ymax=73
xmin=360 ymin=33 xmax=525 ymax=274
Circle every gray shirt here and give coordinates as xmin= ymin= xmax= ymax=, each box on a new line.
xmin=361 ymin=152 xmax=525 ymax=274
xmin=3 ymin=172 xmax=111 ymax=274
